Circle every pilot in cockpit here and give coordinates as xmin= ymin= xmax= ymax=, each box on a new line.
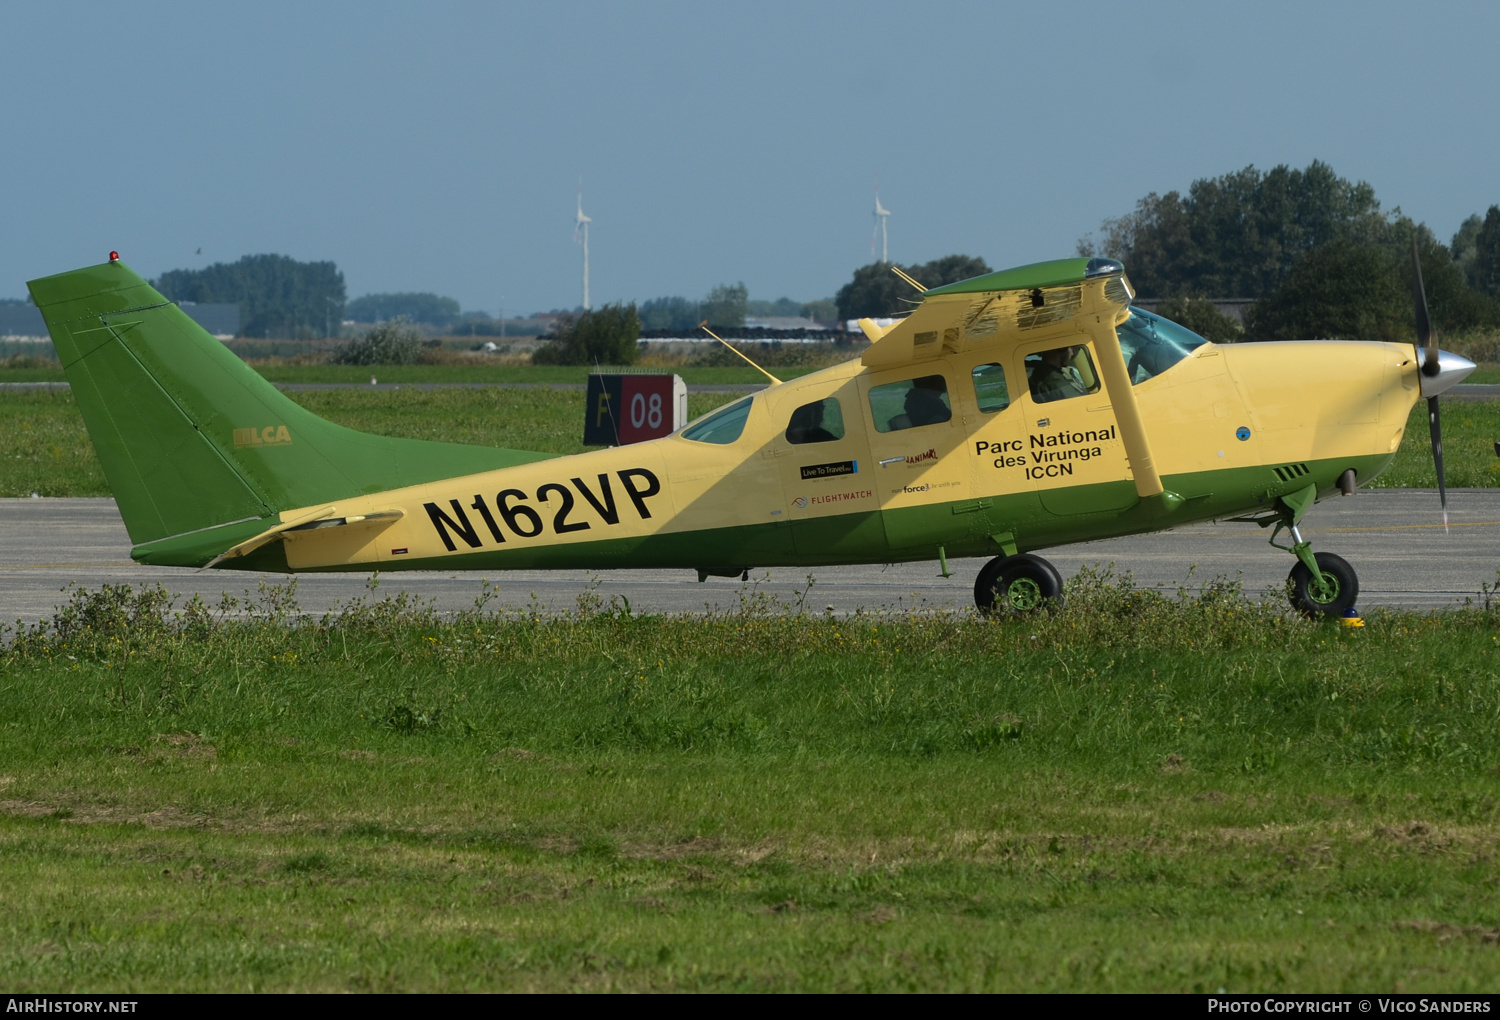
xmin=785 ymin=400 xmax=840 ymax=445
xmin=1028 ymin=345 xmax=1090 ymax=403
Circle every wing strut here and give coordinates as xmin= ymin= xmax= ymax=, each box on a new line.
xmin=1079 ymin=280 xmax=1174 ymax=508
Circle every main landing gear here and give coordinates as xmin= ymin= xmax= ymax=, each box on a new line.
xmin=974 ymin=553 xmax=1063 ymax=614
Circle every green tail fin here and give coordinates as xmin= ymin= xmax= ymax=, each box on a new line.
xmin=28 ymin=259 xmax=551 ymax=566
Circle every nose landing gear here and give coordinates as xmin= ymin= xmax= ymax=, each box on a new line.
xmin=1234 ymin=483 xmax=1362 ymax=619
xmin=1288 ymin=550 xmax=1359 ymax=618
xmin=974 ymin=553 xmax=1063 ymax=614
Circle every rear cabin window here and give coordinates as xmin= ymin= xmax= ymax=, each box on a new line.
xmin=869 ymin=374 xmax=952 ymax=433
xmin=971 ymin=363 xmax=1011 ymax=413
xmin=785 ymin=398 xmax=845 ymax=445
xmin=682 ymin=396 xmax=753 ymax=444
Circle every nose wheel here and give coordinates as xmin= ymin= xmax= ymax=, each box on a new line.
xmin=974 ymin=553 xmax=1063 ymax=614
xmin=1288 ymin=551 xmax=1359 ymax=619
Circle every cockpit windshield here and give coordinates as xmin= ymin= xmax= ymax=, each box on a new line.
xmin=1116 ymin=307 xmax=1210 ymax=384
xmin=681 ymin=396 xmax=753 ymax=444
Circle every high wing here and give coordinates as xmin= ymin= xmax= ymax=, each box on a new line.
xmin=857 ymin=257 xmax=1134 ymax=370
xmin=854 ymin=257 xmax=1179 ymax=510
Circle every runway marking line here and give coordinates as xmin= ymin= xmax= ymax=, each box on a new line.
xmin=1106 ymin=519 xmax=1500 ymax=543
xmin=1323 ymin=521 xmax=1500 ymax=533
xmin=0 ymin=562 xmax=136 ymax=569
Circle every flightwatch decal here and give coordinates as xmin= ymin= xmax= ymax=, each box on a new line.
xmin=804 ymin=489 xmax=873 ymax=508
xmin=422 ymin=468 xmax=661 ymax=552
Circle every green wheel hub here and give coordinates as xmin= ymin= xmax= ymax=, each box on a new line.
xmin=1007 ymin=577 xmax=1044 ymax=611
xmin=1307 ymin=572 xmax=1341 ymax=605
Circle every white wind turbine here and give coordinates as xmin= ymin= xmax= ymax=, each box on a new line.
xmin=575 ymin=183 xmax=592 ymax=310
xmin=872 ymin=185 xmax=891 ymax=264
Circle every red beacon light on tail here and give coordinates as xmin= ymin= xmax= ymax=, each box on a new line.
xmin=108 ymin=251 xmax=119 ymax=263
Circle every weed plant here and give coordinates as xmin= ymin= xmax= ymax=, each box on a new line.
xmin=2 ymin=573 xmax=1500 ymax=990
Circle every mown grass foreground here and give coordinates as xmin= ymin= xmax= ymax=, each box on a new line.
xmin=3 ymin=575 xmax=1500 ymax=991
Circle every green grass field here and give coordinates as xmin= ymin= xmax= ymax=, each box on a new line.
xmin=1 ymin=383 xmax=1495 ymax=498
xmin=3 ymin=578 xmax=1500 ymax=991
xmin=0 ymin=387 xmax=747 ymax=497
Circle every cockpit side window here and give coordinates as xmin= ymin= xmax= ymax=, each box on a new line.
xmin=1116 ymin=307 xmax=1210 ymax=384
xmin=785 ymin=397 xmax=845 ymax=445
xmin=869 ymin=374 xmax=952 ymax=433
xmin=682 ymin=396 xmax=753 ymax=444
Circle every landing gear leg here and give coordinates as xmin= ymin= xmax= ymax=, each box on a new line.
xmin=974 ymin=554 xmax=1064 ymax=614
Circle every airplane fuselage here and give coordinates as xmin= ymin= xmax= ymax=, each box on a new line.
xmin=198 ymin=331 xmax=1421 ymax=577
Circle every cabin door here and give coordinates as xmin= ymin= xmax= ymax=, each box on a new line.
xmin=764 ymin=378 xmax=882 ymax=560
xmin=1015 ymin=338 xmax=1136 ymax=516
xmin=857 ymin=364 xmax=973 ymax=554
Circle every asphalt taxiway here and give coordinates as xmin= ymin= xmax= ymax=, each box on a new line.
xmin=1 ymin=491 xmax=1496 ymax=624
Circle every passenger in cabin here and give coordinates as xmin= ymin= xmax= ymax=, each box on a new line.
xmin=1029 ymin=345 xmax=1090 ymax=403
xmin=887 ymin=378 xmax=951 ymax=431
xmin=1127 ymin=339 xmax=1180 ymax=382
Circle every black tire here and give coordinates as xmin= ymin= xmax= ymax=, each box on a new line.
xmin=1288 ymin=552 xmax=1359 ymax=619
xmin=974 ymin=554 xmax=1064 ymax=614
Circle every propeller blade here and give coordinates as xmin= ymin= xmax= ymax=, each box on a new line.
xmin=1412 ymin=237 xmax=1448 ymax=528
xmin=1411 ymin=237 xmax=1438 ymax=376
xmin=1428 ymin=394 xmax=1448 ymax=532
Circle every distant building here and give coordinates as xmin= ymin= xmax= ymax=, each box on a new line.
xmin=745 ymin=316 xmax=827 ymax=331
xmin=0 ymin=302 xmax=239 ymax=339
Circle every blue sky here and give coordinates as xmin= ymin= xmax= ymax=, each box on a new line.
xmin=5 ymin=1 xmax=1499 ymax=313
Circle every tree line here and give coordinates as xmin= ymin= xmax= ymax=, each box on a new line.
xmin=160 ymin=163 xmax=1492 ymax=355
xmin=154 ymin=255 xmax=346 ymax=340
xmin=535 ymin=282 xmax=845 ymax=366
xmin=1079 ymin=160 xmax=1500 ymax=341
xmin=346 ymin=292 xmax=462 ymax=328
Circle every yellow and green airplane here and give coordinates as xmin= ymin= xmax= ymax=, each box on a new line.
xmin=27 ymin=251 xmax=1473 ymax=616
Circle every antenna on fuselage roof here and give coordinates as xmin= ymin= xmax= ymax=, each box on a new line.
xmin=890 ymin=265 xmax=926 ymax=293
xmin=592 ymin=356 xmax=622 ymax=447
xmin=699 ymin=322 xmax=782 ymax=386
